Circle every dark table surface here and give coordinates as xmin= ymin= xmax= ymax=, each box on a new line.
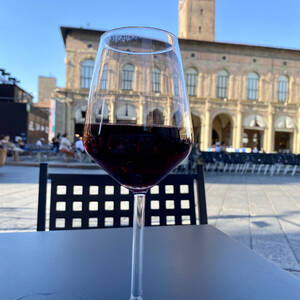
xmin=1 ymin=225 xmax=300 ymax=300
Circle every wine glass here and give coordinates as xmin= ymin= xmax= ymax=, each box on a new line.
xmin=83 ymin=26 xmax=193 ymax=300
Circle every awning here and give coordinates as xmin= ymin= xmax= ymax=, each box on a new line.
xmin=275 ymin=115 xmax=295 ymax=130
xmin=243 ymin=114 xmax=265 ymax=128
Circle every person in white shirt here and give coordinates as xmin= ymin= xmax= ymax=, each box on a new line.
xmin=75 ymin=138 xmax=85 ymax=153
xmin=215 ymin=141 xmax=221 ymax=152
xmin=59 ymin=134 xmax=74 ymax=157
xmin=36 ymin=139 xmax=42 ymax=147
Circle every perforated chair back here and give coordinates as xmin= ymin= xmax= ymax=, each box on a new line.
xmin=37 ymin=163 xmax=208 ymax=231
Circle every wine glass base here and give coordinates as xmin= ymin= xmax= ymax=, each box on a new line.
xmin=14 ymin=292 xmax=84 ymax=300
xmin=130 ymin=296 xmax=143 ymax=300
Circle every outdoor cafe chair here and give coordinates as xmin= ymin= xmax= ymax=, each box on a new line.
xmin=37 ymin=163 xmax=208 ymax=231
xmin=291 ymin=154 xmax=300 ymax=176
xmin=283 ymin=154 xmax=296 ymax=175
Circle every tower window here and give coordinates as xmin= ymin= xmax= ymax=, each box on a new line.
xmin=81 ymin=59 xmax=94 ymax=89
xmin=198 ymin=26 xmax=202 ymax=33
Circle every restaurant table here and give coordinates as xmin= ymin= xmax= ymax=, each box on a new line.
xmin=1 ymin=225 xmax=300 ymax=300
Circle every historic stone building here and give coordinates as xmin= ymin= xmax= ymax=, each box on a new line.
xmin=53 ymin=0 xmax=300 ymax=153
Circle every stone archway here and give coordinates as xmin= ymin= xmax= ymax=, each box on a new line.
xmin=211 ymin=113 xmax=233 ymax=147
xmin=242 ymin=114 xmax=266 ymax=150
xmin=147 ymin=108 xmax=164 ymax=125
xmin=274 ymin=115 xmax=295 ymax=152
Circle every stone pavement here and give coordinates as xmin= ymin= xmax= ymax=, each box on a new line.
xmin=1 ymin=165 xmax=300 ymax=279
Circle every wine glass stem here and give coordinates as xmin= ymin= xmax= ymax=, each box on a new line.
xmin=130 ymin=193 xmax=146 ymax=300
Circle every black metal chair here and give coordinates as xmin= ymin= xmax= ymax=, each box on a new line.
xmin=37 ymin=163 xmax=208 ymax=231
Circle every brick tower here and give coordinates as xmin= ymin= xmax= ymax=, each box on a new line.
xmin=178 ymin=0 xmax=215 ymax=41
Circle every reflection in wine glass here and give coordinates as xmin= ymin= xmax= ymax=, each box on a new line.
xmin=14 ymin=292 xmax=84 ymax=300
xmin=84 ymin=27 xmax=193 ymax=300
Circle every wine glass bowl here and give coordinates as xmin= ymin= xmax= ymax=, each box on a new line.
xmin=83 ymin=26 xmax=193 ymax=300
xmin=84 ymin=27 xmax=193 ymax=193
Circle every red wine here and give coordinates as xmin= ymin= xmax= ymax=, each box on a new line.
xmin=84 ymin=124 xmax=192 ymax=192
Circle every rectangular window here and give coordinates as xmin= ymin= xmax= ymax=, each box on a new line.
xmin=247 ymin=78 xmax=258 ymax=100
xmin=216 ymin=75 xmax=228 ymax=98
xmin=152 ymin=69 xmax=161 ymax=93
xmin=173 ymin=76 xmax=179 ymax=96
xmin=81 ymin=63 xmax=94 ymax=89
xmin=121 ymin=70 xmax=134 ymax=90
xmin=100 ymin=65 xmax=108 ymax=90
xmin=186 ymin=73 xmax=197 ymax=96
xmin=278 ymin=80 xmax=288 ymax=102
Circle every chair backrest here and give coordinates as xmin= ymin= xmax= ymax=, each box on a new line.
xmin=37 ymin=163 xmax=208 ymax=231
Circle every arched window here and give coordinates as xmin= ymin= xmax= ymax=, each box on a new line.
xmin=81 ymin=59 xmax=94 ymax=89
xmin=152 ymin=67 xmax=161 ymax=93
xmin=278 ymin=75 xmax=289 ymax=102
xmin=147 ymin=109 xmax=164 ymax=125
xmin=100 ymin=64 xmax=108 ymax=90
xmin=173 ymin=75 xmax=179 ymax=96
xmin=185 ymin=68 xmax=198 ymax=96
xmin=121 ymin=64 xmax=134 ymax=90
xmin=216 ymin=70 xmax=229 ymax=98
xmin=247 ymin=72 xmax=259 ymax=100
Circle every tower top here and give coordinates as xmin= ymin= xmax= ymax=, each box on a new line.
xmin=179 ymin=0 xmax=215 ymax=41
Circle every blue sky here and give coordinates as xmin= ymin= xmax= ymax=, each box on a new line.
xmin=1 ymin=0 xmax=300 ymax=101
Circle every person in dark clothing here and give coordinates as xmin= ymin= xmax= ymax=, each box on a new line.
xmin=52 ymin=134 xmax=60 ymax=153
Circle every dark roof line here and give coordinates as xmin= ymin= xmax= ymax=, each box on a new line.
xmin=60 ymin=26 xmax=300 ymax=54
xmin=60 ymin=26 xmax=106 ymax=46
xmin=179 ymin=38 xmax=300 ymax=55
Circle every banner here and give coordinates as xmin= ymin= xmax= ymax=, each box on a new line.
xmin=49 ymin=99 xmax=56 ymax=141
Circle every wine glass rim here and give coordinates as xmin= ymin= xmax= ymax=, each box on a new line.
xmin=101 ymin=26 xmax=177 ymax=55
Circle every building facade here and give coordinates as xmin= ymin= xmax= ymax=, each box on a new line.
xmin=38 ymin=76 xmax=56 ymax=106
xmin=53 ymin=0 xmax=300 ymax=153
xmin=0 ymin=80 xmax=49 ymax=143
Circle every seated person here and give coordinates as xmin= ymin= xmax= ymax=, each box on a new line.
xmin=75 ymin=137 xmax=85 ymax=153
xmin=59 ymin=134 xmax=74 ymax=158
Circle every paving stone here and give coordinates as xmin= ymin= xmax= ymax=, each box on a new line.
xmin=1 ymin=165 xmax=300 ymax=277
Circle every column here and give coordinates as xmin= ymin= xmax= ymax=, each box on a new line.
xmin=200 ymin=115 xmax=205 ymax=151
xmin=241 ymin=75 xmax=247 ymax=101
xmin=297 ymin=107 xmax=300 ymax=154
xmin=292 ymin=130 xmax=297 ymax=154
xmin=138 ymin=100 xmax=144 ymax=125
xmin=227 ymin=75 xmax=233 ymax=100
xmin=202 ymin=102 xmax=211 ymax=150
xmin=210 ymin=74 xmax=216 ymax=98
xmin=266 ymin=106 xmax=274 ymax=153
xmin=65 ymin=99 xmax=72 ymax=138
xmin=110 ymin=99 xmax=115 ymax=124
xmin=234 ymin=108 xmax=242 ymax=149
xmin=166 ymin=98 xmax=172 ymax=126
